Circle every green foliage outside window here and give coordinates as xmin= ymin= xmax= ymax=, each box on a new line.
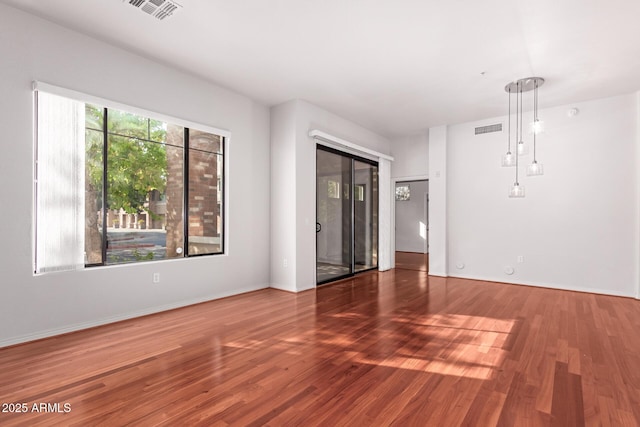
xmin=85 ymin=104 xmax=169 ymax=215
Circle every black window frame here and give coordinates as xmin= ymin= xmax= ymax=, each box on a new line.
xmin=80 ymin=102 xmax=226 ymax=267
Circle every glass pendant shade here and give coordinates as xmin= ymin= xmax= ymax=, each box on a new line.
xmin=530 ymin=119 xmax=544 ymax=134
xmin=502 ymin=151 xmax=515 ymax=167
xmin=527 ymin=160 xmax=544 ymax=176
xmin=509 ymin=183 xmax=525 ymax=198
xmin=517 ymin=140 xmax=528 ymax=155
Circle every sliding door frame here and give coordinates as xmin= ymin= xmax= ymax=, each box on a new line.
xmin=316 ymin=144 xmax=379 ymax=285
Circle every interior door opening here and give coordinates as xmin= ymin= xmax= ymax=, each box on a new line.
xmin=316 ymin=146 xmax=378 ymax=284
xmin=394 ymin=179 xmax=429 ymax=272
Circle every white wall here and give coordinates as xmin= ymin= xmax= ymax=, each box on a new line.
xmin=447 ymin=94 xmax=639 ymax=297
xmin=269 ymin=100 xmax=391 ymax=291
xmin=391 ymin=133 xmax=429 ymax=179
xmin=395 ymin=180 xmax=429 ymax=253
xmin=389 ymin=132 xmax=429 ymax=268
xmin=270 ymin=101 xmax=297 ymax=291
xmin=428 ymin=126 xmax=448 ymax=276
xmin=637 ymin=92 xmax=640 ymax=299
xmin=0 ymin=4 xmax=271 ymax=346
xmin=378 ymin=159 xmax=393 ymax=271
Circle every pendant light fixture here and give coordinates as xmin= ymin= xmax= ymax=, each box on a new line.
xmin=516 ymin=82 xmax=528 ymax=156
xmin=508 ymin=80 xmax=524 ymax=198
xmin=503 ymin=77 xmax=545 ymax=198
xmin=501 ymin=87 xmax=515 ymax=167
xmin=527 ymin=78 xmax=544 ymax=176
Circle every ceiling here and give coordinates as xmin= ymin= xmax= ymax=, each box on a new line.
xmin=3 ymin=0 xmax=640 ymax=138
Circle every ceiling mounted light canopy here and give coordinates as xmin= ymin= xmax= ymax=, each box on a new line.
xmin=503 ymin=77 xmax=545 ymax=198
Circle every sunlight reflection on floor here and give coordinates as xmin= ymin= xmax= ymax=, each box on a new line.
xmin=352 ymin=313 xmax=515 ymax=380
xmin=223 ymin=312 xmax=516 ymax=381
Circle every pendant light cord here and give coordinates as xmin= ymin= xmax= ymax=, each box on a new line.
xmin=515 ymin=82 xmax=520 ymax=184
xmin=533 ymin=80 xmax=538 ymax=161
xmin=507 ymin=87 xmax=511 ymax=152
xmin=519 ymin=81 xmax=523 ymax=145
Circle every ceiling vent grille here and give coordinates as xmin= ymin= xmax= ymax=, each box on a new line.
xmin=124 ymin=0 xmax=181 ymax=20
xmin=474 ymin=123 xmax=503 ymax=135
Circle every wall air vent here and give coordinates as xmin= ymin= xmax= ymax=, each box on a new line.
xmin=474 ymin=123 xmax=503 ymax=135
xmin=124 ymin=0 xmax=182 ymax=20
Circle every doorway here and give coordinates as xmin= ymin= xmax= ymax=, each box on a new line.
xmin=316 ymin=146 xmax=378 ymax=284
xmin=394 ymin=179 xmax=429 ymax=272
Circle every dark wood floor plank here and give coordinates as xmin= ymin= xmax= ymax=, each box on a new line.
xmin=462 ymin=385 xmax=506 ymax=427
xmin=551 ymin=361 xmax=585 ymax=426
xmin=1 ymin=260 xmax=639 ymax=426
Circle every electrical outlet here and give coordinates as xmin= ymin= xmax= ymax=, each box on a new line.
xmin=153 ymin=273 xmax=160 ymax=283
xmin=283 ymin=259 xmax=288 ymax=268
xmin=517 ymin=256 xmax=524 ymax=263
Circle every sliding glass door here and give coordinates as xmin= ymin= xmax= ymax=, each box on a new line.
xmin=354 ymin=160 xmax=378 ymax=272
xmin=316 ymin=146 xmax=378 ymax=284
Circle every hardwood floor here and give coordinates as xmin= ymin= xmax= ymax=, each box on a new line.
xmin=1 ymin=269 xmax=639 ymax=426
xmin=395 ymin=251 xmax=429 ymax=272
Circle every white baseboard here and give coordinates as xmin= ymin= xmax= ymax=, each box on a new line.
xmin=427 ymin=272 xmax=448 ymax=278
xmin=447 ymin=273 xmax=634 ymax=298
xmin=0 ymin=284 xmax=268 ymax=348
xmin=269 ymin=283 xmax=297 ymax=292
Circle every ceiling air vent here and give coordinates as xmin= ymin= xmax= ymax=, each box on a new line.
xmin=474 ymin=123 xmax=502 ymax=135
xmin=124 ymin=0 xmax=182 ymax=20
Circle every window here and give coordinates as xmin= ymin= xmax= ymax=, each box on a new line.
xmin=34 ymin=86 xmax=226 ymax=273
